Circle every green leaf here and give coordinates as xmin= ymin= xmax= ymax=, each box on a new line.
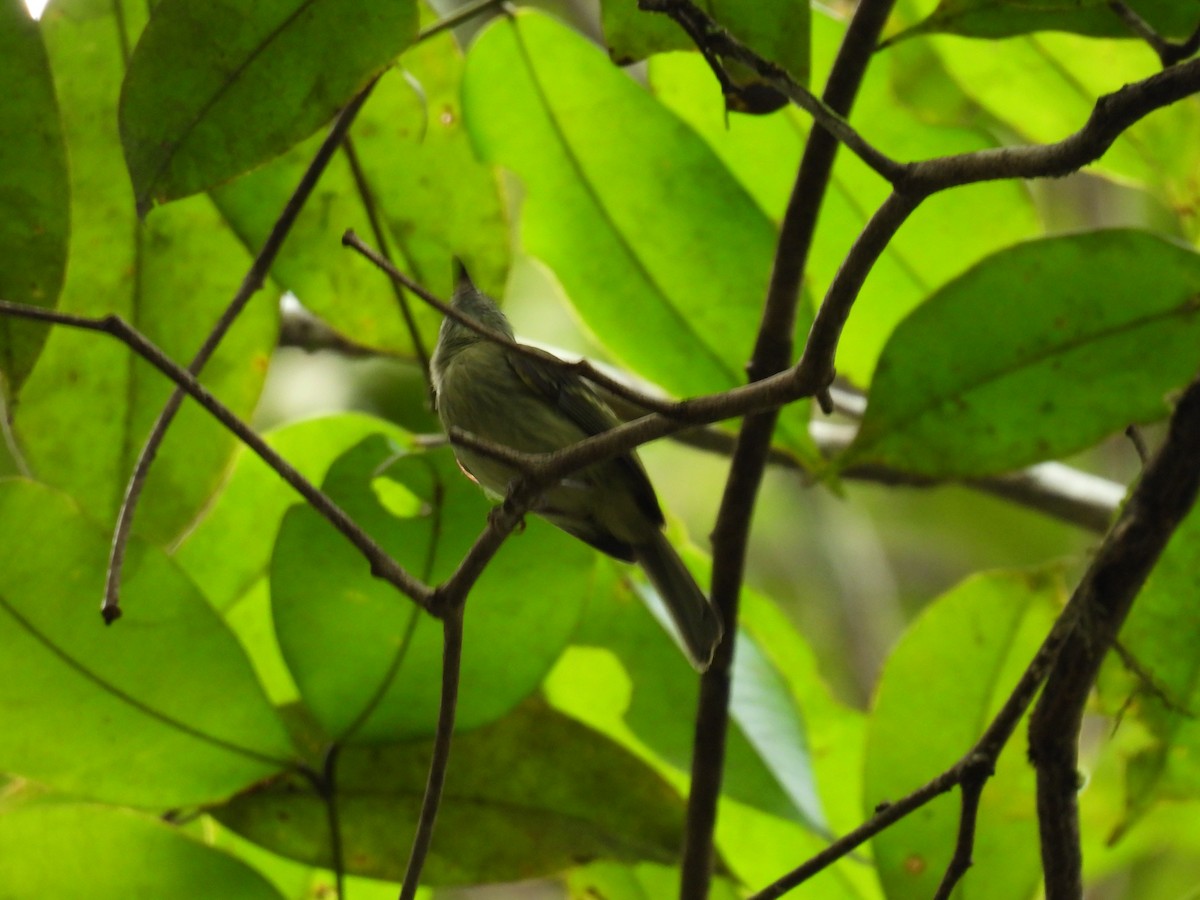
xmin=0 ymin=480 xmax=294 ymax=807
xmin=546 ymin=558 xmax=837 ymax=831
xmin=845 ymin=230 xmax=1200 ymax=478
xmin=17 ymin=0 xmax=277 ymax=544
xmin=0 ymin=804 xmax=285 ymax=899
xmin=214 ymin=698 xmax=687 ymax=885
xmin=175 ymin=412 xmax=412 ymax=612
xmin=462 ymin=11 xmax=815 ymax=461
xmin=270 ymin=436 xmax=591 ymax=741
xmin=0 ymin=0 xmax=69 ymax=392
xmin=119 ymin=0 xmax=419 ymax=212
xmin=649 ymin=9 xmax=1040 ymax=382
xmin=919 ymin=29 xmax=1200 ymax=226
xmin=898 ymin=0 xmax=1199 ymax=41
xmin=865 ymin=569 xmax=1062 ymax=900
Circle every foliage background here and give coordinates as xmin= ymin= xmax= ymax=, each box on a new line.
xmin=2 ymin=0 xmax=1200 ymax=897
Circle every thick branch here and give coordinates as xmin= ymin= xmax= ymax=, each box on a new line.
xmin=1029 ymin=372 xmax=1200 ymax=900
xmin=679 ymin=2 xmax=899 ymax=898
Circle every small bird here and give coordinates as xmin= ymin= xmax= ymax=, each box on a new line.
xmin=430 ymin=262 xmax=724 ymax=670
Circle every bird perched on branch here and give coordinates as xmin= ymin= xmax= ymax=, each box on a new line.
xmin=430 ymin=261 xmax=723 ymax=670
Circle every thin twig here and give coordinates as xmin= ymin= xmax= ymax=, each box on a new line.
xmin=398 ymin=603 xmax=465 ymax=900
xmin=103 ymin=82 xmax=380 ymax=623
xmin=637 ymin=0 xmax=905 ymax=184
xmin=341 ymin=136 xmax=433 ymax=394
xmin=342 ymin=230 xmax=684 ymax=416
xmin=320 ymin=745 xmax=347 ymax=900
xmin=0 ymin=299 xmax=431 ymax=611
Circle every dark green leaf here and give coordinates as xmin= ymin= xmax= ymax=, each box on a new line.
xmin=0 ymin=480 xmax=294 ymax=807
xmin=119 ymin=0 xmax=419 ymax=211
xmin=270 ymin=436 xmax=591 ymax=741
xmin=845 ymin=230 xmax=1200 ymax=478
xmin=0 ymin=805 xmax=285 ymax=899
xmin=603 ymin=0 xmax=810 ymax=93
xmin=897 ymin=0 xmax=1199 ymax=41
xmin=18 ymin=0 xmax=277 ymax=544
xmin=865 ymin=569 xmax=1062 ymax=900
xmin=214 ymin=698 xmax=687 ymax=885
xmin=0 ymin=0 xmax=69 ymax=392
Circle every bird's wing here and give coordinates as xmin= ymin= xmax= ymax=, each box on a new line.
xmin=504 ymin=347 xmax=665 ymax=527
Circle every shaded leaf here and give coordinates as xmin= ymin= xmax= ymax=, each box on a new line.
xmin=17 ymin=0 xmax=277 ymax=544
xmin=120 ymin=0 xmax=419 ymax=211
xmin=0 ymin=0 xmax=69 ymax=392
xmin=865 ymin=569 xmax=1062 ymax=900
xmin=214 ymin=699 xmax=687 ymax=885
xmin=845 ymin=230 xmax=1200 ymax=478
xmin=897 ymin=0 xmax=1199 ymax=41
xmin=602 ymin=0 xmax=810 ymax=96
xmin=0 ymin=804 xmax=284 ymax=899
xmin=271 ymin=436 xmax=591 ymax=741
xmin=0 ymin=480 xmax=294 ymax=807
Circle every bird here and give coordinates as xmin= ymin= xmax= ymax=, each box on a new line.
xmin=429 ymin=261 xmax=724 ymax=670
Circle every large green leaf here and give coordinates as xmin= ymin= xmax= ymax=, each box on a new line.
xmin=462 ymin=11 xmax=815 ymax=461
xmin=0 ymin=804 xmax=284 ymax=899
xmin=119 ymin=0 xmax=419 ymax=211
xmin=898 ymin=0 xmax=1199 ymax=41
xmin=0 ymin=0 xmax=69 ymax=393
xmin=270 ymin=436 xmax=591 ymax=741
xmin=649 ymin=7 xmax=1039 ymax=383
xmin=844 ymin=230 xmax=1200 ymax=478
xmin=16 ymin=0 xmax=277 ymax=544
xmin=0 ymin=480 xmax=294 ymax=807
xmin=865 ymin=569 xmax=1062 ymax=900
xmin=214 ymin=699 xmax=687 ymax=885
xmin=920 ymin=28 xmax=1200 ymax=227
xmin=175 ymin=412 xmax=412 ymax=613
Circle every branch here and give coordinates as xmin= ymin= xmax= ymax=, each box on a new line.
xmin=103 ymin=82 xmax=380 ymax=623
xmin=679 ymin=2 xmax=900 ymax=897
xmin=1029 ymin=372 xmax=1200 ymax=900
xmin=637 ymin=0 xmax=905 ymax=184
xmin=899 ymin=58 xmax=1200 ymax=195
xmin=750 ymin=373 xmax=1200 ymax=900
xmin=100 ymin=0 xmax=513 ymax=625
xmin=0 ymin=299 xmax=432 ymax=612
xmin=1108 ymin=1 xmax=1200 ymax=67
xmin=398 ymin=604 xmax=465 ymax=900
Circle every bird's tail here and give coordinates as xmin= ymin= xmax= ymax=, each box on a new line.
xmin=634 ymin=531 xmax=724 ymax=671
